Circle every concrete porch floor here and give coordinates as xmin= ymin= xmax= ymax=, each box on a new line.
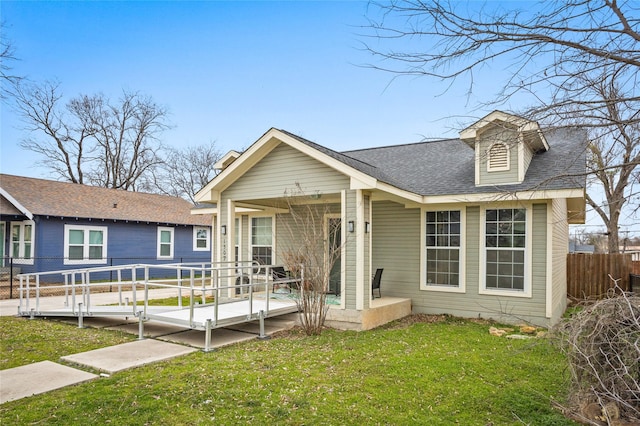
xmin=323 ymin=297 xmax=411 ymax=331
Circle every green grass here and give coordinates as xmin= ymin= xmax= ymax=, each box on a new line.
xmin=145 ymin=295 xmax=216 ymax=306
xmin=0 ymin=317 xmax=135 ymax=370
xmin=0 ymin=315 xmax=576 ymax=425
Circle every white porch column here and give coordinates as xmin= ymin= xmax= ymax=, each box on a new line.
xmin=356 ymin=189 xmax=365 ymax=310
xmin=226 ymin=199 xmax=236 ymax=296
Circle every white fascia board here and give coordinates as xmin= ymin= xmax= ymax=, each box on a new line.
xmin=190 ymin=207 xmax=217 ymax=215
xmin=194 ymin=130 xmax=282 ymax=202
xmin=375 ymin=181 xmax=423 ymax=204
xmin=350 ymin=176 xmax=377 ymax=190
xmin=420 ymin=188 xmax=585 ymax=205
xmin=0 ymin=187 xmax=33 ymax=220
xmin=213 ymin=150 xmax=241 ymax=170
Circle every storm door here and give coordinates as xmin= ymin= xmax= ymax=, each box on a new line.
xmin=326 ymin=216 xmax=342 ymax=295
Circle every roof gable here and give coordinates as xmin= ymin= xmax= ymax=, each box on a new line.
xmin=0 ymin=174 xmax=211 ymax=226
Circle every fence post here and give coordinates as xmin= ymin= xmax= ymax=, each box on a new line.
xmin=9 ymin=257 xmax=14 ymax=299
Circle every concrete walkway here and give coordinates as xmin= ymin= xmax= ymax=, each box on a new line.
xmin=0 ymin=291 xmax=298 ymax=404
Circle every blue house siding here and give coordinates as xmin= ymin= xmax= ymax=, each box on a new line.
xmin=3 ymin=216 xmax=211 ymax=282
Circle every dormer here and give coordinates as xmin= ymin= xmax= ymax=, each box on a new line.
xmin=460 ymin=111 xmax=549 ymax=186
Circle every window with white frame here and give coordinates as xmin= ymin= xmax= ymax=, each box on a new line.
xmin=11 ymin=221 xmax=35 ymax=265
xmin=424 ymin=210 xmax=463 ymax=290
xmin=251 ymin=217 xmax=272 ymax=267
xmin=64 ymin=225 xmax=107 ymax=265
xmin=484 ymin=208 xmax=526 ymax=292
xmin=193 ymin=226 xmax=210 ymax=251
xmin=157 ymin=227 xmax=174 ymax=259
xmin=487 ymin=143 xmax=510 ymax=171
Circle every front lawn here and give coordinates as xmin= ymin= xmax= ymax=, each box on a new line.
xmin=0 ymin=315 xmax=575 ymax=425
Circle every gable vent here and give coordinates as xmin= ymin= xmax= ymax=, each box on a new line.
xmin=487 ymin=143 xmax=509 ymax=171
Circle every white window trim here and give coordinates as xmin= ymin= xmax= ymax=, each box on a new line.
xmin=479 ymin=204 xmax=532 ymax=298
xmin=63 ymin=224 xmax=108 ymax=265
xmin=10 ymin=220 xmax=35 ymax=265
xmin=157 ymin=227 xmax=174 ymax=259
xmin=193 ymin=226 xmax=210 ymax=251
xmin=486 ymin=142 xmax=510 ymax=172
xmin=249 ymin=215 xmax=275 ymax=267
xmin=420 ymin=206 xmax=466 ymax=293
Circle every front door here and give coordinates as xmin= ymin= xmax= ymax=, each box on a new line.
xmin=326 ymin=216 xmax=341 ymax=295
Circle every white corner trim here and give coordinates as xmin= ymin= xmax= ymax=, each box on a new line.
xmin=545 ymin=202 xmax=553 ymax=318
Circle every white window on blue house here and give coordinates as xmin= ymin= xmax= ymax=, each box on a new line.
xmin=64 ymin=225 xmax=107 ymax=265
xmin=481 ymin=207 xmax=531 ymax=297
xmin=251 ymin=217 xmax=273 ymax=267
xmin=158 ymin=227 xmax=174 ymax=259
xmin=422 ymin=210 xmax=465 ymax=292
xmin=193 ymin=226 xmax=210 ymax=251
xmin=11 ymin=220 xmax=35 ymax=265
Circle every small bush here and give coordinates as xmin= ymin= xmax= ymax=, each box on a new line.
xmin=554 ymin=290 xmax=640 ymax=424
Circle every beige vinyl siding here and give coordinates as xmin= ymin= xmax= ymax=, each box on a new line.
xmin=224 ymin=143 xmax=350 ymax=200
xmin=529 ymin=203 xmax=549 ymax=320
xmin=477 ymin=126 xmax=520 ymax=185
xmin=522 ymin=143 xmax=534 ymax=177
xmin=371 ymin=201 xmax=421 ymax=300
xmin=372 ymin=201 xmax=552 ymax=326
xmin=550 ymin=198 xmax=568 ymax=323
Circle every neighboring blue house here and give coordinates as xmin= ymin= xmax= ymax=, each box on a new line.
xmin=0 ymin=174 xmax=212 ymax=277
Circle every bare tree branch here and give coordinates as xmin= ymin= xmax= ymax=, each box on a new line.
xmin=362 ymin=0 xmax=640 ymax=247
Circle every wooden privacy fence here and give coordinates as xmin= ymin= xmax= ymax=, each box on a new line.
xmin=567 ymin=253 xmax=637 ymax=299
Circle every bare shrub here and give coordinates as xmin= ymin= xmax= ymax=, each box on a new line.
xmin=277 ymin=184 xmax=344 ymax=335
xmin=554 ymin=289 xmax=640 ymax=424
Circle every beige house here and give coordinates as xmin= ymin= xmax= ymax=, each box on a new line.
xmin=195 ymin=111 xmax=586 ymax=329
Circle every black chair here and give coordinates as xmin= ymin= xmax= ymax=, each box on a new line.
xmin=271 ymin=266 xmax=292 ymax=293
xmin=371 ymin=268 xmax=383 ymax=299
xmin=235 ymin=274 xmax=250 ymax=295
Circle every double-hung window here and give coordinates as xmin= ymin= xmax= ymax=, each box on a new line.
xmin=158 ymin=227 xmax=174 ymax=259
xmin=251 ymin=217 xmax=273 ymax=267
xmin=11 ymin=221 xmax=35 ymax=265
xmin=423 ymin=210 xmax=464 ymax=292
xmin=193 ymin=226 xmax=210 ymax=251
xmin=482 ymin=208 xmax=529 ymax=296
xmin=64 ymin=225 xmax=107 ymax=265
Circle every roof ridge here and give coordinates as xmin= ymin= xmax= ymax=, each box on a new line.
xmin=342 ymin=138 xmax=462 ymax=154
xmin=276 ymin=128 xmax=382 ymax=172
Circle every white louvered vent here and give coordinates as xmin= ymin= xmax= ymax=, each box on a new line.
xmin=487 ymin=143 xmax=509 ymax=171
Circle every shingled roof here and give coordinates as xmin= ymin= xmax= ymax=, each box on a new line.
xmin=0 ymin=174 xmax=211 ymax=226
xmin=280 ymin=127 xmax=586 ymax=197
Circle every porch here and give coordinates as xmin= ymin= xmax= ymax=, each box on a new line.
xmin=324 ymin=296 xmax=412 ymax=331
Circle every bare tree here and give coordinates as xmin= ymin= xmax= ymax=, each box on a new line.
xmin=13 ymin=80 xmax=169 ymax=189
xmin=277 ymin=184 xmax=345 ymax=335
xmin=152 ymin=142 xmax=222 ymax=203
xmin=0 ymin=21 xmax=21 ymax=99
xmin=363 ymin=0 xmax=640 ymax=252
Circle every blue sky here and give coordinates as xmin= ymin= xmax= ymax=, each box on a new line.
xmin=0 ymin=1 xmax=637 ymax=237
